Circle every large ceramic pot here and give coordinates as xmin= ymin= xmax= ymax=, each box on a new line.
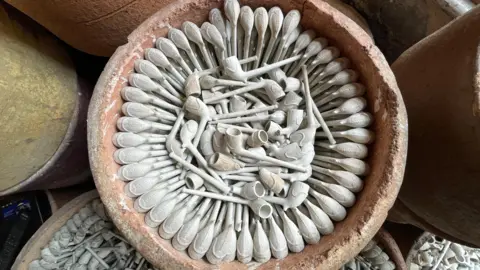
xmin=0 ymin=3 xmax=90 ymax=196
xmin=389 ymin=6 xmax=480 ymax=247
xmin=87 ymin=0 xmax=407 ymax=268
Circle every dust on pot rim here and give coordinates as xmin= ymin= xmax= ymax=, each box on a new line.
xmin=87 ymin=0 xmax=407 ymax=269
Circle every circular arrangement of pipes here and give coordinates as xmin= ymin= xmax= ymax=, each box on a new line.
xmin=112 ymin=0 xmax=374 ymax=265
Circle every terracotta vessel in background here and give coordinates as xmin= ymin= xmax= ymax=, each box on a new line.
xmin=389 ymin=6 xmax=480 ymax=247
xmin=87 ymin=0 xmax=407 ymax=268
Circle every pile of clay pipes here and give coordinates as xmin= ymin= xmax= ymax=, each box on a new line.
xmin=113 ymin=0 xmax=374 ymax=264
xmin=409 ymin=233 xmax=480 ymax=270
xmin=29 ymin=199 xmax=157 ymax=270
xmin=341 ymin=240 xmax=396 ymax=270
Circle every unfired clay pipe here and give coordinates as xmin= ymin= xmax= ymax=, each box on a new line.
xmin=224 ymin=0 xmax=240 ymax=56
xmin=208 ymin=152 xmax=244 ymax=171
xmin=317 ymin=128 xmax=375 ymax=144
xmin=325 ymin=112 xmax=373 ymax=128
xmin=156 ymin=37 xmax=193 ymax=75
xmin=291 ymin=207 xmax=320 ymax=244
xmin=310 ymin=58 xmax=351 ymax=87
xmin=314 ymin=155 xmax=369 ymax=176
xmin=274 ymin=205 xmax=305 ymax=253
xmin=303 ymin=199 xmax=334 ymax=235
xmin=188 ymin=201 xmax=222 ymax=259
xmin=122 ymin=102 xmax=177 ymax=122
xmin=263 ymin=181 xmax=310 ymax=210
xmin=144 ymin=48 xmax=186 ymax=84
xmin=272 ymin=10 xmax=301 ymax=62
xmin=276 ymin=26 xmax=302 ymax=62
xmin=134 ymin=59 xmax=182 ymax=98
xmin=311 ymin=165 xmax=363 ymax=192
xmin=309 ymin=189 xmax=347 ymax=221
xmin=212 ymin=110 xmax=285 ymax=125
xmin=307 ymin=46 xmax=341 ymax=74
xmin=113 ymin=148 xmax=167 ymax=164
xmin=252 ymin=7 xmax=268 ymax=69
xmin=261 ymin=7 xmax=283 ymax=66
xmin=308 ymin=178 xmax=356 ymax=207
xmin=283 ymin=30 xmax=316 ymax=71
xmin=134 ymin=178 xmax=185 ymax=212
xmin=315 ymin=142 xmax=368 ymax=159
xmin=237 ymin=206 xmax=253 ymax=263
xmin=204 ymin=79 xmax=285 ymax=104
xmin=121 ymin=87 xmax=181 ymax=114
xmin=168 ymin=27 xmax=203 ymax=71
xmin=209 ymin=8 xmax=228 ymax=56
xmin=172 ymin=198 xmax=212 ymax=251
xmin=182 ymin=21 xmax=215 ymax=69
xmin=113 ymin=132 xmax=166 ymax=148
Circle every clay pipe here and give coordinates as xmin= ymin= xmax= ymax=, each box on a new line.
xmin=239 ymin=6 xmax=254 ymax=70
xmin=144 ymin=48 xmax=186 ymax=83
xmin=188 ymin=200 xmax=222 ymax=260
xmin=120 ymin=87 xmax=181 ymax=114
xmin=170 ymin=152 xmax=230 ymax=194
xmin=311 ymin=58 xmax=351 ymax=87
xmin=291 ymin=207 xmax=321 ymax=244
xmin=278 ymin=166 xmax=313 ymax=182
xmin=309 ymin=189 xmax=347 ymax=221
xmin=209 ymin=9 xmax=228 ymax=56
xmin=237 ymin=206 xmax=253 ymax=263
xmin=224 ymin=0 xmax=240 ymax=56
xmin=182 ymin=21 xmax=214 ymax=69
xmin=113 ymin=148 xmax=168 ymax=165
xmin=212 ymin=104 xmax=278 ymax=120
xmin=180 ymin=120 xmax=223 ymax=182
xmin=216 ymin=123 xmax=259 ymax=134
xmin=289 ymin=38 xmax=328 ymax=77
xmin=278 ymin=109 xmax=304 ymax=137
xmin=311 ymin=165 xmax=363 ymax=192
xmin=321 ymin=97 xmax=367 ymax=118
xmin=325 ymin=112 xmax=373 ymax=128
xmin=122 ymin=102 xmax=176 ymax=124
xmin=312 ymin=69 xmax=359 ymax=95
xmin=133 ymin=178 xmax=185 ymax=212
xmin=314 ymin=83 xmax=365 ymax=106
xmin=317 ymin=128 xmax=375 ymax=144
xmin=204 ymin=79 xmax=285 ymax=104
xmin=134 ymin=59 xmax=182 ymax=98
xmin=307 ymin=46 xmax=341 ymax=74
xmin=156 ymin=37 xmax=193 ymax=75
xmin=315 ymin=141 xmax=368 ymax=159
xmin=117 ymin=158 xmax=176 ymax=180
xmin=276 ymin=26 xmax=302 ymax=62
xmin=283 ymin=30 xmax=316 ymax=72
xmin=272 ymin=10 xmax=301 ymax=62
xmin=259 ymin=168 xmax=287 ymax=196
xmin=261 ymin=7 xmax=283 ymax=65
xmin=252 ymin=218 xmax=271 ymax=263
xmin=225 ymin=127 xmax=307 ymax=171
xmin=199 ymin=55 xmax=258 ymax=75
xmin=201 ymin=22 xmax=226 ymax=63
xmin=303 ymin=199 xmax=334 ymax=235
xmin=252 ymin=7 xmax=268 ymax=69
xmin=117 ymin=117 xmax=172 ymax=134
xmin=274 ymin=205 xmax=305 ymax=252
xmin=113 ymin=132 xmax=166 ymax=148
xmin=263 ymin=181 xmax=310 ymax=211
xmin=230 ymin=181 xmax=266 ymax=200
xmin=168 ymin=27 xmax=203 ymax=71
xmin=308 ymin=178 xmax=356 ymax=207
xmin=199 ymin=125 xmax=216 ymax=159
xmin=212 ymin=110 xmax=285 ymax=125
xmin=208 ymin=153 xmax=244 ymax=171
xmin=199 ymin=75 xmax=246 ymax=89
xmin=182 ymin=188 xmax=273 ymax=219
xmin=206 ymin=202 xmax=237 ymax=264
xmin=314 ymin=155 xmax=369 ymax=176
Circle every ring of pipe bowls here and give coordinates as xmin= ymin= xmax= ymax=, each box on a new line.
xmin=113 ymin=0 xmax=373 ymax=265
xmin=88 ymin=0 xmax=407 ymax=268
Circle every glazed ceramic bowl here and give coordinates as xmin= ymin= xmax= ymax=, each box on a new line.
xmin=87 ymin=0 xmax=407 ymax=268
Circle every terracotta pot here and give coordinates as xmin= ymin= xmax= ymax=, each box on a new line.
xmin=45 ymin=184 xmax=96 ymax=213
xmin=389 ymin=6 xmax=480 ymax=248
xmin=12 ymin=190 xmax=100 ymax=269
xmin=87 ymin=0 xmax=407 ymax=268
xmin=4 ymin=0 xmax=370 ymax=57
xmin=373 ymin=228 xmax=408 ymax=270
xmin=0 ymin=3 xmax=90 ymax=196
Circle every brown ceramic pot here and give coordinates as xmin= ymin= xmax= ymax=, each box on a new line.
xmin=389 ymin=6 xmax=480 ymax=247
xmin=0 ymin=3 xmax=90 ymax=196
xmin=12 ymin=190 xmax=100 ymax=269
xmin=374 ymin=228 xmax=408 ymax=270
xmin=87 ymin=0 xmax=407 ymax=268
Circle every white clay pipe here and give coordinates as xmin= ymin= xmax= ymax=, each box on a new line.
xmin=208 ymin=153 xmax=244 ymax=171
xmin=325 ymin=112 xmax=374 ymax=128
xmin=224 ymin=0 xmax=240 ymax=56
xmin=112 ymin=132 xmax=166 ymax=148
xmin=182 ymin=21 xmax=215 ymax=69
xmin=307 ymin=46 xmax=341 ymax=74
xmin=315 ymin=141 xmax=368 ymax=159
xmin=113 ymin=148 xmax=167 ymax=165
xmin=240 ymin=6 xmax=254 ymax=70
xmin=209 ymin=8 xmax=228 ymax=56
xmin=170 ymin=152 xmax=230 ymax=194
xmin=311 ymin=69 xmax=359 ymax=95
xmin=266 ymin=142 xmax=303 ymax=161
xmin=229 ymin=95 xmax=247 ymax=113
xmin=212 ymin=104 xmax=278 ymax=120
xmin=144 ymin=189 xmax=187 ymax=227
xmin=124 ymin=168 xmax=181 ymax=197
xmin=277 ymin=91 xmax=303 ymax=111
xmin=121 ymin=87 xmax=181 ymax=114
xmin=272 ymin=10 xmax=301 ymax=62
xmin=122 ymin=102 xmax=177 ymax=122
xmin=206 ymin=202 xmax=237 ymax=264
xmin=283 ymin=30 xmax=316 ymax=72
xmin=314 ymin=155 xmax=369 ymax=176
xmin=183 ymin=72 xmax=202 ymax=98
xmin=134 ymin=59 xmax=182 ymax=98
xmin=278 ymin=166 xmax=313 ymax=182
xmin=230 ymin=181 xmax=266 ymax=200
xmin=168 ymin=27 xmax=203 ymax=71
xmin=252 ymin=7 xmax=268 ymax=69
xmin=182 ymin=188 xmax=273 ymax=219
xmin=321 ymin=97 xmax=367 ymax=118
xmin=267 ymin=215 xmax=288 ymax=259
xmin=303 ymin=199 xmax=334 ymax=235
xmin=235 ymin=203 xmax=242 ymax=232
xmin=156 ymin=37 xmax=193 ymax=75
xmin=252 ymin=218 xmax=271 ymax=263
xmin=277 ymin=26 xmax=302 ymax=62
xmin=225 ymin=127 xmax=307 ymax=172
xmin=172 ymin=198 xmax=212 ymax=251
xmin=314 ymin=83 xmax=365 ymax=106
xmin=188 ymin=200 xmax=222 ymax=260
xmin=277 ymin=109 xmax=304 ymax=137
xmin=308 ymin=178 xmax=356 ymax=207
xmin=222 ymin=54 xmax=302 ymax=82
xmin=221 ymin=175 xmax=257 ymax=182
xmin=199 ymin=125 xmax=216 ymax=159
xmin=204 ymin=79 xmax=285 ymax=104
xmin=199 ymin=75 xmax=246 ymax=89
xmin=316 ymin=128 xmax=375 ymax=144
xmin=237 ymin=206 xmax=253 ymax=263
xmin=259 ymin=168 xmax=287 ymax=196
xmin=274 ymin=205 xmax=305 ymax=253
xmin=309 ymin=189 xmax=347 ymax=221
xmin=216 ymin=123 xmax=259 ymax=134
xmin=144 ymin=48 xmax=186 ymax=83
xmin=289 ymin=38 xmax=328 ymax=77
xmin=311 ymin=165 xmax=363 ymax=192
xmin=201 ymin=22 xmax=226 ymax=63
xmin=291 ymin=207 xmax=321 ymax=244
xmin=261 ymin=7 xmax=283 ymax=65
xmin=133 ymin=178 xmax=184 ymax=212
xmin=159 ymin=191 xmax=204 ymax=240
xmin=263 ymin=181 xmax=309 ymax=210
xmin=211 ymin=110 xmax=285 ymax=125
xmin=117 ymin=117 xmax=172 ymax=134
xmin=310 ymin=57 xmax=351 ymax=87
